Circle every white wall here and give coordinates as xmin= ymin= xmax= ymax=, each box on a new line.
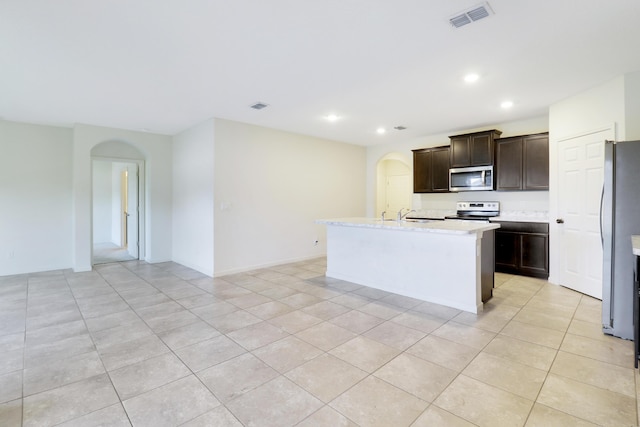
xmin=549 ymin=76 xmax=625 ymax=142
xmin=214 ymin=119 xmax=366 ymax=275
xmin=625 ymin=72 xmax=640 ymax=140
xmin=92 ymin=160 xmax=112 ymax=243
xmin=172 ymin=119 xmax=215 ymax=276
xmin=0 ymin=121 xmax=73 ymax=275
xmin=548 ymin=71 xmax=640 ymax=284
xmin=73 ymin=124 xmax=173 ymax=271
xmin=365 ymin=115 xmax=550 ymax=217
xmin=0 ymin=121 xmax=172 ymax=276
xmin=548 ymin=76 xmax=624 ymax=285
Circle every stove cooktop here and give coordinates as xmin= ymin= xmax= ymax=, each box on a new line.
xmin=448 ymin=201 xmax=500 ymax=220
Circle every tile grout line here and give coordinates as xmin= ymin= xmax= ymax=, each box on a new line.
xmin=8 ymin=261 xmax=635 ymax=426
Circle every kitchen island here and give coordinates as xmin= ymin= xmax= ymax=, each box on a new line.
xmin=316 ymin=218 xmax=499 ymax=313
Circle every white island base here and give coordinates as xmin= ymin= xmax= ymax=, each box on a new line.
xmin=319 ymin=219 xmax=499 ymax=314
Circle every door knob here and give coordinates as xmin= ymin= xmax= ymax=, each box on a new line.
xmin=556 ymin=218 xmax=564 ymax=224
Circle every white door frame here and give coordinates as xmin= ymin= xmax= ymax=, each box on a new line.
xmin=91 ymin=156 xmax=146 ymax=264
xmin=125 ymin=163 xmax=139 ymax=259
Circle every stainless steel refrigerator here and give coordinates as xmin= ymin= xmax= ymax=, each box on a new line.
xmin=602 ymin=140 xmax=640 ymax=340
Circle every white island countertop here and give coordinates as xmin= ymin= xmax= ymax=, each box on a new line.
xmin=318 ymin=217 xmax=498 ymax=313
xmin=316 ymin=217 xmax=499 ymax=234
xmin=633 ymin=235 xmax=640 ymax=256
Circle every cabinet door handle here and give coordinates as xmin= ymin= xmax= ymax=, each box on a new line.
xmin=556 ymin=218 xmax=564 ymax=224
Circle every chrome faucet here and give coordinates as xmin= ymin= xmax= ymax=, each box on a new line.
xmin=397 ymin=208 xmax=415 ymax=221
xmin=381 ymin=211 xmax=387 ymax=221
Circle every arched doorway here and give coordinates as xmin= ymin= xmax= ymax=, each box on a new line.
xmin=376 ymin=154 xmax=412 ymax=219
xmin=91 ymin=141 xmax=146 ymax=265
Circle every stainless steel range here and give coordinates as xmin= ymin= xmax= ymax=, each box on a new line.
xmin=445 ymin=201 xmax=500 ymax=222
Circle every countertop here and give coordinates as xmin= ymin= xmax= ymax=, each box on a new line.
xmin=316 ymin=217 xmax=500 ymax=235
xmin=490 ymin=216 xmax=549 ymax=223
xmin=633 ymin=235 xmax=640 ymax=256
xmin=489 ymin=211 xmax=549 ymax=223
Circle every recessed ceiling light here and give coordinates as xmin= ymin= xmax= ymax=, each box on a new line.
xmin=326 ymin=114 xmax=340 ymax=122
xmin=250 ymin=102 xmax=269 ymax=110
xmin=464 ymin=73 xmax=479 ymax=83
xmin=376 ymin=128 xmax=386 ymax=135
xmin=501 ymin=100 xmax=514 ymax=109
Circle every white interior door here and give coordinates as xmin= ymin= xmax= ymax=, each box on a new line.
xmin=386 ymin=175 xmax=411 ymax=216
xmin=556 ymin=129 xmax=611 ymax=298
xmin=126 ymin=165 xmax=139 ymax=258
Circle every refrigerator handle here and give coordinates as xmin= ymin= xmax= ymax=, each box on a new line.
xmin=599 ymin=185 xmax=605 ymax=248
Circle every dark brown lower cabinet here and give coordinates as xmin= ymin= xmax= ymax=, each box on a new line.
xmin=495 ymin=222 xmax=549 ymax=279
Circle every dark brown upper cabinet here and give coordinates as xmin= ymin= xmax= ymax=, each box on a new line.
xmin=413 ymin=149 xmax=432 ymax=193
xmin=412 ymin=146 xmax=450 ymax=193
xmin=449 ymin=130 xmax=502 ymax=168
xmin=496 ymin=132 xmax=549 ymax=191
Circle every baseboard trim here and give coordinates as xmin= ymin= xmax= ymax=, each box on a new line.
xmin=213 ymin=254 xmax=325 ymax=277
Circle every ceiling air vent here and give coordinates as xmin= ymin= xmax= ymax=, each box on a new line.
xmin=394 ymin=126 xmax=407 ymax=131
xmin=250 ymin=102 xmax=269 ymax=110
xmin=449 ymin=2 xmax=493 ymax=28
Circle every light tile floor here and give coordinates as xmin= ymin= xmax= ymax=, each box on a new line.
xmin=0 ymin=258 xmax=638 ymax=426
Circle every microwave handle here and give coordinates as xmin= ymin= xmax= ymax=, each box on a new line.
xmin=481 ymin=170 xmax=486 ymax=183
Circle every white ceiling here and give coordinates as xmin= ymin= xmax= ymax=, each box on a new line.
xmin=2 ymin=0 xmax=640 ymax=146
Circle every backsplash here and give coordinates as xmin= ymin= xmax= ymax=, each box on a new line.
xmin=410 ymin=208 xmax=456 ymax=219
xmin=412 ymin=190 xmax=549 ymax=217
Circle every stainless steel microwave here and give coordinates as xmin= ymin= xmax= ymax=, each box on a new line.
xmin=449 ymin=165 xmax=494 ymax=192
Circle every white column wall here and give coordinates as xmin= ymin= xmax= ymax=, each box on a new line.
xmin=73 ymin=124 xmax=173 ymax=271
xmin=0 ymin=120 xmax=73 ymax=275
xmin=213 ymin=119 xmax=366 ymax=275
xmin=172 ymin=119 xmax=215 ymax=276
